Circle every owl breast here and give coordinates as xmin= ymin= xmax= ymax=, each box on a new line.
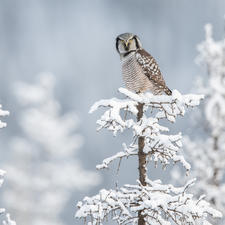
xmin=121 ymin=52 xmax=153 ymax=93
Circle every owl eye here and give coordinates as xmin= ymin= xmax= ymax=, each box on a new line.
xmin=129 ymin=39 xmax=132 ymax=43
xmin=121 ymin=40 xmax=125 ymax=44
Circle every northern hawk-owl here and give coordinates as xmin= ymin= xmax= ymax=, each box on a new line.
xmin=116 ymin=33 xmax=172 ymax=95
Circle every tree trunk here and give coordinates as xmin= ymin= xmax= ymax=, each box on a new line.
xmin=137 ymin=103 xmax=146 ymax=225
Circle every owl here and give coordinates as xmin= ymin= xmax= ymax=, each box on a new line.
xmin=115 ymin=33 xmax=172 ymax=95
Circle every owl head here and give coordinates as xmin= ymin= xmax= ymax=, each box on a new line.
xmin=115 ymin=33 xmax=142 ymax=55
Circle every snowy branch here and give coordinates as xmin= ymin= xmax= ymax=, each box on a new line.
xmin=76 ymin=178 xmax=222 ymax=225
xmin=90 ymin=88 xmax=203 ymax=128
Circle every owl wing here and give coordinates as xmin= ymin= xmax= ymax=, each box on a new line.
xmin=136 ymin=49 xmax=172 ymax=95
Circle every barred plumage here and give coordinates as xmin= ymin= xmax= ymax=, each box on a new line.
xmin=122 ymin=51 xmax=153 ymax=93
xmin=116 ymin=33 xmax=172 ymax=96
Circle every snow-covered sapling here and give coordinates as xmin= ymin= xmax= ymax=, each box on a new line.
xmin=76 ymin=88 xmax=222 ymax=225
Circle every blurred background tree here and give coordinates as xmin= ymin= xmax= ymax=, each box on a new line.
xmin=171 ymin=21 xmax=225 ymax=225
xmin=2 ymin=73 xmax=101 ymax=225
xmin=0 ymin=100 xmax=9 ymax=217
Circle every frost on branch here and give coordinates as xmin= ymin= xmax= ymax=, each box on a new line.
xmin=76 ymin=178 xmax=222 ymax=225
xmin=91 ymin=88 xmax=203 ymax=171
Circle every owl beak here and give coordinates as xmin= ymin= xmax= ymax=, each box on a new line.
xmin=125 ymin=41 xmax=129 ymax=47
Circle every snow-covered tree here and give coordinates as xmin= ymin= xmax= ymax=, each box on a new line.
xmin=0 ymin=101 xmax=16 ymax=224
xmin=171 ymin=22 xmax=225 ymax=224
xmin=2 ymin=73 xmax=102 ymax=225
xmin=0 ymin=101 xmax=9 ymax=215
xmin=76 ymin=87 xmax=222 ymax=225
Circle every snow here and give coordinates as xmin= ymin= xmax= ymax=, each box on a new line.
xmin=0 ymin=208 xmax=5 ymax=214
xmin=0 ymin=169 xmax=6 ymax=187
xmin=0 ymin=104 xmax=9 ymax=129
xmin=0 ymin=169 xmax=6 ymax=177
xmin=0 ymin=106 xmax=9 ymax=117
xmin=2 ymin=214 xmax=16 ymax=225
xmin=97 ymin=143 xmax=138 ymax=170
xmin=76 ymin=179 xmax=221 ymax=225
xmin=90 ymin=89 xmax=203 ymax=135
xmin=172 ymin=155 xmax=191 ymax=172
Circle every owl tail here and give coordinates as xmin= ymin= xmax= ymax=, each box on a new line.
xmin=164 ymin=87 xmax=172 ymax=96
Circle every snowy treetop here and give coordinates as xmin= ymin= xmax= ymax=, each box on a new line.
xmin=90 ymin=88 xmax=203 ymax=172
xmin=90 ymin=88 xmax=204 ymax=125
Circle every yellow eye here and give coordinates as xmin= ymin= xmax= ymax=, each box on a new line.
xmin=129 ymin=39 xmax=132 ymax=43
xmin=121 ymin=40 xmax=124 ymax=44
